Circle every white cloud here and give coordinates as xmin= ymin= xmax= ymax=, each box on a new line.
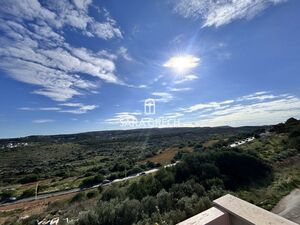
xmin=152 ymin=92 xmax=174 ymax=103
xmin=19 ymin=107 xmax=35 ymax=111
xmin=237 ymin=91 xmax=277 ymax=101
xmin=174 ymin=74 xmax=198 ymax=84
xmin=19 ymin=103 xmax=97 ymax=114
xmin=89 ymin=22 xmax=122 ymax=39
xmin=32 ymin=119 xmax=55 ymax=123
xmin=164 ymin=112 xmax=184 ymax=118
xmin=173 ymin=0 xmax=287 ymax=27
xmin=72 ymin=0 xmax=92 ymax=11
xmin=197 ymin=97 xmax=300 ymax=127
xmin=138 ymin=85 xmax=147 ymax=88
xmin=183 ymin=100 xmax=234 ymax=112
xmin=0 ymin=0 xmax=123 ymax=102
xmin=180 ymin=91 xmax=300 ymax=127
xmin=59 ymin=103 xmax=98 ymax=114
xmin=117 ymin=47 xmax=133 ymax=61
xmin=20 ymin=107 xmax=61 ymax=111
xmin=40 ymin=107 xmax=61 ymax=111
xmin=168 ymin=87 xmax=192 ymax=92
xmin=60 ymin=103 xmax=83 ymax=107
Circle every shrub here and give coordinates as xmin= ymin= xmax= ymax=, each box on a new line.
xmin=87 ymin=190 xmax=99 ymax=199
xmin=141 ymin=196 xmax=158 ymax=215
xmin=71 ymin=192 xmax=86 ymax=203
xmin=80 ymin=174 xmax=104 ymax=188
xmin=156 ymin=189 xmax=173 ymax=212
xmin=18 ymin=174 xmax=38 ymax=184
xmin=21 ymin=188 xmax=35 ymax=198
xmin=101 ymin=187 xmax=125 ymax=201
xmin=214 ymin=151 xmax=272 ymax=189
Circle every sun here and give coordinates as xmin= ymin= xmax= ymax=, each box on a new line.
xmin=163 ymin=55 xmax=200 ymax=73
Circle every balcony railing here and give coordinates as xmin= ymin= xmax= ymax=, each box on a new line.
xmin=177 ymin=194 xmax=297 ymax=225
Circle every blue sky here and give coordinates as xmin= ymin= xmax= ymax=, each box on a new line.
xmin=0 ymin=0 xmax=300 ymax=138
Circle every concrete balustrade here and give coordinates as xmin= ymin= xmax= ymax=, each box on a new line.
xmin=177 ymin=194 xmax=297 ymax=225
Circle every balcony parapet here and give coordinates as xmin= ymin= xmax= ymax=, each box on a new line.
xmin=177 ymin=194 xmax=297 ymax=225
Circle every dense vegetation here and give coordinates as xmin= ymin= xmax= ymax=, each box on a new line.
xmin=1 ymin=118 xmax=300 ymax=225
xmin=76 ymin=150 xmax=272 ymax=225
xmin=0 ymin=126 xmax=261 ymax=198
xmin=75 ymin=118 xmax=300 ymax=225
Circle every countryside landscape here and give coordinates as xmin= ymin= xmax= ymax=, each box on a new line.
xmin=1 ymin=0 xmax=300 ymax=224
xmin=0 ymin=118 xmax=299 ymax=224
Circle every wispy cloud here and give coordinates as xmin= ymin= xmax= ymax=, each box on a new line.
xmin=173 ymin=0 xmax=287 ymax=27
xmin=182 ymin=100 xmax=234 ymax=112
xmin=152 ymin=92 xmax=174 ymax=102
xmin=117 ymin=47 xmax=133 ymax=61
xmin=236 ymin=91 xmax=276 ymax=101
xmin=174 ymin=74 xmax=198 ymax=84
xmin=0 ymin=0 xmax=123 ymax=102
xmin=180 ymin=91 xmax=300 ymax=127
xmin=59 ymin=103 xmax=83 ymax=107
xmin=59 ymin=103 xmax=98 ymax=114
xmin=19 ymin=103 xmax=97 ymax=114
xmin=20 ymin=107 xmax=61 ymax=111
xmin=164 ymin=112 xmax=184 ymax=118
xmin=0 ymin=0 xmax=122 ymax=39
xmin=32 ymin=119 xmax=55 ymax=123
xmin=168 ymin=87 xmax=192 ymax=92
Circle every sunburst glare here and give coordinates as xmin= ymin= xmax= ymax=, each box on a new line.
xmin=163 ymin=55 xmax=200 ymax=73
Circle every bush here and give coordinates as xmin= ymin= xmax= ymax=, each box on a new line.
xmin=141 ymin=196 xmax=158 ymax=215
xmin=18 ymin=174 xmax=38 ymax=184
xmin=87 ymin=190 xmax=99 ymax=199
xmin=78 ymin=198 xmax=142 ymax=225
xmin=101 ymin=187 xmax=125 ymax=201
xmin=71 ymin=192 xmax=86 ymax=203
xmin=21 ymin=188 xmax=35 ymax=198
xmin=154 ymin=168 xmax=175 ymax=190
xmin=214 ymin=151 xmax=272 ymax=189
xmin=127 ymin=166 xmax=143 ymax=176
xmin=80 ymin=174 xmax=104 ymax=188
xmin=157 ymin=189 xmax=173 ymax=212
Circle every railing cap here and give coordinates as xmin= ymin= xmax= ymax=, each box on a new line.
xmin=213 ymin=194 xmax=297 ymax=225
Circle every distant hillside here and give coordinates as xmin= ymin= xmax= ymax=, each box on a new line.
xmin=0 ymin=125 xmax=264 ymax=189
xmin=0 ymin=125 xmax=266 ymax=143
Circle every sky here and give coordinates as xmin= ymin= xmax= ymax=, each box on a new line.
xmin=0 ymin=0 xmax=300 ymax=138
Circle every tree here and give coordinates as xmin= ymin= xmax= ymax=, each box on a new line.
xmin=21 ymin=188 xmax=35 ymax=198
xmin=214 ymin=151 xmax=271 ymax=189
xmin=156 ymin=189 xmax=172 ymax=212
xmin=101 ymin=187 xmax=125 ymax=201
xmin=141 ymin=196 xmax=158 ymax=215
xmin=116 ymin=199 xmax=141 ymax=225
xmin=154 ymin=168 xmax=175 ymax=190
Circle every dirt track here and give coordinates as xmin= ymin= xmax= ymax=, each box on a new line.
xmin=272 ymin=188 xmax=300 ymax=224
xmin=0 ymin=192 xmax=76 ymax=224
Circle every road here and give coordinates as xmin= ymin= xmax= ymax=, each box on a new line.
xmin=0 ymin=162 xmax=178 ymax=207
